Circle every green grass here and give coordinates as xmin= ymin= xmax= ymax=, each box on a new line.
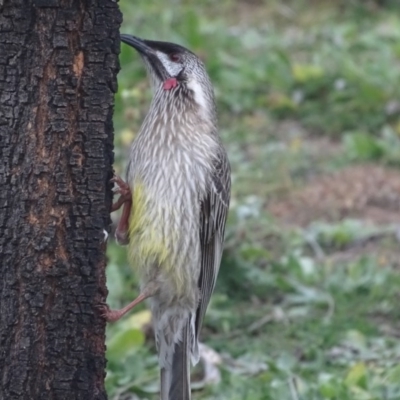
xmin=106 ymin=1 xmax=400 ymax=399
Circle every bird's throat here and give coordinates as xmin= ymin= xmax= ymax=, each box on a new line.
xmin=163 ymin=77 xmax=178 ymax=90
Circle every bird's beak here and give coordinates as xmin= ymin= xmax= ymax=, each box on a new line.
xmin=120 ymin=34 xmax=167 ymax=81
xmin=120 ymin=34 xmax=155 ymax=56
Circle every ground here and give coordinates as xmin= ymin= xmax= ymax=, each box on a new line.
xmin=105 ymin=1 xmax=400 ymax=399
xmin=269 ymin=164 xmax=400 ymax=226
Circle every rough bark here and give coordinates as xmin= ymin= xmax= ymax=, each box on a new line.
xmin=0 ymin=1 xmax=121 ymax=399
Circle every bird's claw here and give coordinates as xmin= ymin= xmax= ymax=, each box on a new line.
xmin=111 ymin=175 xmax=132 ymax=212
xmin=97 ymin=303 xmax=123 ymax=323
xmin=115 ymin=228 xmax=129 ymax=246
xmin=96 ymin=303 xmax=108 ymax=318
xmin=111 ymin=175 xmax=131 ymax=197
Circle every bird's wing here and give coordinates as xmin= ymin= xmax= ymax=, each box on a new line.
xmin=195 ymin=149 xmax=231 ymax=350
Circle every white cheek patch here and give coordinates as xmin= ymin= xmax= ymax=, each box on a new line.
xmin=156 ymin=51 xmax=182 ymax=77
xmin=186 ymin=78 xmax=208 ymax=115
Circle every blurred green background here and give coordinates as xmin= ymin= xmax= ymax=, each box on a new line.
xmin=106 ymin=1 xmax=400 ymax=399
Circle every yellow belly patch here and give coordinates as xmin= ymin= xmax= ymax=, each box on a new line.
xmin=128 ymin=182 xmax=169 ymax=265
xmin=127 ymin=182 xmax=188 ymax=293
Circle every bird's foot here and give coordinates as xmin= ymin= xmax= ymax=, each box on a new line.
xmin=112 ymin=175 xmax=131 ymax=196
xmin=111 ymin=175 xmax=131 ymax=212
xmin=99 ymin=283 xmax=159 ymax=323
xmin=110 ymin=175 xmax=132 ymax=245
xmin=97 ymin=304 xmax=126 ymax=323
xmin=114 ymin=198 xmax=131 ymax=245
xmin=115 ymin=227 xmax=129 ymax=246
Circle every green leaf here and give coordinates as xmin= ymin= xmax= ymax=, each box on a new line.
xmin=343 ymin=132 xmax=385 ymax=161
xmin=292 ymin=64 xmax=324 ymax=83
xmin=345 ymin=362 xmax=367 ymax=389
xmin=106 ymin=327 xmax=145 ymax=362
xmin=387 ymin=364 xmax=400 ymax=384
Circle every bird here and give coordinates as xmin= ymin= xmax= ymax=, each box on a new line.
xmin=101 ymin=34 xmax=231 ymax=400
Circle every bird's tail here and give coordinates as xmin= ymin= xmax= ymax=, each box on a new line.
xmin=160 ymin=319 xmax=191 ymax=400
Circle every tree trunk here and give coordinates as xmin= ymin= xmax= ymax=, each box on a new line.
xmin=0 ymin=1 xmax=121 ymax=399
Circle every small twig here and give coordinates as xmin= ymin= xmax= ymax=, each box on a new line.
xmin=248 ymin=307 xmax=289 ymax=334
xmin=288 ymin=376 xmax=300 ymax=400
xmin=247 ymin=314 xmax=273 ymax=334
xmin=324 ymin=294 xmax=335 ymax=322
xmin=212 ymin=307 xmax=289 ymax=340
xmin=350 ymin=226 xmax=399 ymax=248
xmin=302 ymin=231 xmax=325 ymax=259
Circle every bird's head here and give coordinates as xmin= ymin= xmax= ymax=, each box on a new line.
xmin=121 ymin=34 xmax=215 ymax=120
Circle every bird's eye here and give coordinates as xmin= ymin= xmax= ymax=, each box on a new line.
xmin=169 ymin=53 xmax=180 ymax=62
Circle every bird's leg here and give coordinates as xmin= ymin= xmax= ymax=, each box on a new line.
xmin=111 ymin=175 xmax=132 ymax=245
xmin=115 ymin=198 xmax=132 ymax=245
xmin=111 ymin=175 xmax=131 ymax=211
xmin=99 ymin=282 xmax=159 ymax=323
xmin=111 ymin=195 xmax=127 ymax=213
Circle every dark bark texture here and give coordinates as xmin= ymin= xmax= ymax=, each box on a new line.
xmin=0 ymin=1 xmax=121 ymax=399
